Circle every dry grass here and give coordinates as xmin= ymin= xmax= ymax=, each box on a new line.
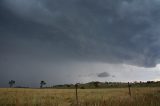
xmin=0 ymin=87 xmax=160 ymax=106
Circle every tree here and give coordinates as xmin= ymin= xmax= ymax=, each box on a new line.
xmin=93 ymin=81 xmax=100 ymax=88
xmin=40 ymin=81 xmax=46 ymax=88
xmin=9 ymin=80 xmax=15 ymax=88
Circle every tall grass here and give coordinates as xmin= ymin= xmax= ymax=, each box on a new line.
xmin=0 ymin=87 xmax=159 ymax=106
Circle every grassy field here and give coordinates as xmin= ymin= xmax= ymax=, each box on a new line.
xmin=0 ymin=87 xmax=160 ymax=106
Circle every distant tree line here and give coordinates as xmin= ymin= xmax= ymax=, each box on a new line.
xmin=8 ymin=80 xmax=160 ymax=89
xmin=51 ymin=81 xmax=160 ymax=89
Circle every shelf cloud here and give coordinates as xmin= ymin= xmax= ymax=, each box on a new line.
xmin=1 ymin=0 xmax=160 ymax=87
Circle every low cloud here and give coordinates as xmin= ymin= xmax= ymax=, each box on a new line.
xmin=97 ymin=72 xmax=110 ymax=78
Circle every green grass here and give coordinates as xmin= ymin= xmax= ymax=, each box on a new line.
xmin=0 ymin=87 xmax=160 ymax=106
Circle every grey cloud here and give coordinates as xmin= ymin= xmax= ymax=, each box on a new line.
xmin=1 ymin=0 xmax=160 ymax=87
xmin=1 ymin=0 xmax=160 ymax=67
xmin=112 ymin=75 xmax=116 ymax=78
xmin=97 ymin=72 xmax=110 ymax=78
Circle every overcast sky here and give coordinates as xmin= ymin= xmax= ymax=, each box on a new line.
xmin=1 ymin=0 xmax=160 ymax=87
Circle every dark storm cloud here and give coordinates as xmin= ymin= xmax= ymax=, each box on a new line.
xmin=2 ymin=0 xmax=159 ymax=67
xmin=1 ymin=0 xmax=160 ymax=87
xmin=97 ymin=72 xmax=110 ymax=78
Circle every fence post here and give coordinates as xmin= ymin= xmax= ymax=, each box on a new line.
xmin=128 ymin=82 xmax=131 ymax=96
xmin=75 ymin=83 xmax=78 ymax=105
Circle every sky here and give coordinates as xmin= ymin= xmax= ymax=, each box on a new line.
xmin=0 ymin=0 xmax=160 ymax=87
